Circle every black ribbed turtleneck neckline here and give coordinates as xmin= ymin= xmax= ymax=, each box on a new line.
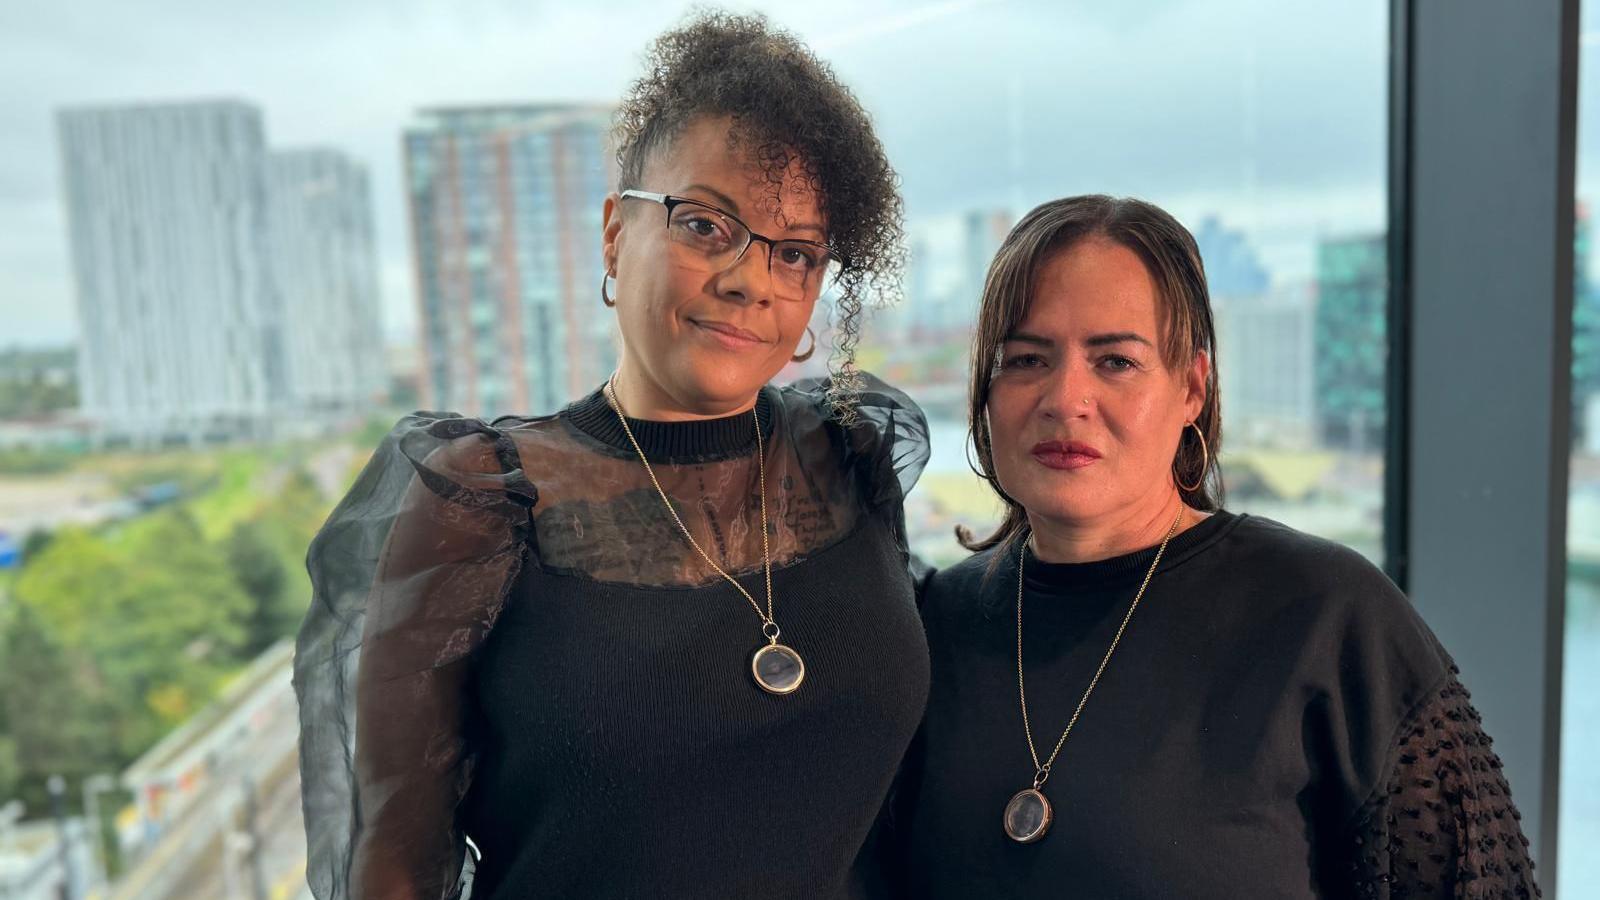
xmin=563 ymin=384 xmax=778 ymax=463
xmin=1019 ymin=509 xmax=1242 ymax=593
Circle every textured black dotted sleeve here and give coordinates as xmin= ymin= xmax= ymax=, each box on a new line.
xmin=1345 ymin=667 xmax=1541 ymax=899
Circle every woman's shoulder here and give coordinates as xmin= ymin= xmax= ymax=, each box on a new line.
xmin=1219 ymin=513 xmax=1400 ymax=602
xmin=1213 ymin=512 xmax=1448 ymax=671
xmin=778 ymin=371 xmax=932 ymax=504
xmin=918 ymin=513 xmax=1395 ymax=601
xmin=776 ymin=371 xmax=927 ymax=432
xmin=370 ymin=409 xmax=549 ymax=507
xmin=921 ymin=544 xmax=1009 ymax=615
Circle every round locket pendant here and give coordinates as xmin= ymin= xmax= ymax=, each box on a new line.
xmin=751 ymin=643 xmax=805 ymax=695
xmin=1003 ymin=788 xmax=1053 ymax=843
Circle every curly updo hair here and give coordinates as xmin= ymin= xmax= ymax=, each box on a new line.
xmin=613 ymin=10 xmax=906 ymax=420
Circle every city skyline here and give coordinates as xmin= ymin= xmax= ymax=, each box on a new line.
xmin=55 ymin=100 xmax=385 ymax=444
xmin=32 ymin=88 xmax=1392 ymax=445
xmin=25 ymin=91 xmax=1382 ymax=381
xmin=1 ymin=0 xmax=1396 ymax=348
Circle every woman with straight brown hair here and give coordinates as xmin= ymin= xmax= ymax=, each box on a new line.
xmin=896 ymin=195 xmax=1539 ymax=897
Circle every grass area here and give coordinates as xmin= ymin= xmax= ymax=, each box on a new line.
xmin=186 ymin=451 xmax=269 ymax=540
xmin=0 ymin=448 xmax=75 ymax=476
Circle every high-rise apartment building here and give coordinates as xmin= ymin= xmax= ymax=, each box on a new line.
xmin=404 ymin=104 xmax=614 ymax=417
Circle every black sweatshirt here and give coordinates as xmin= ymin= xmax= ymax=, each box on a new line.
xmin=899 ymin=511 xmax=1539 ymax=898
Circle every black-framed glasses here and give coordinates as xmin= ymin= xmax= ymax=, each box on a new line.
xmin=620 ymin=189 xmax=846 ymax=301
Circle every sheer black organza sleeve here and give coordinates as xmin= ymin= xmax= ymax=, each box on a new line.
xmin=789 ymin=373 xmax=930 ymax=573
xmin=789 ymin=373 xmax=930 ymax=512
xmin=293 ymin=414 xmax=537 ymax=900
xmin=1345 ymin=666 xmax=1541 ymax=899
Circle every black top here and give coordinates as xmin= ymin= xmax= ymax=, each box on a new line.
xmin=900 ymin=511 xmax=1539 ymax=899
xmin=293 ymin=377 xmax=933 ymax=900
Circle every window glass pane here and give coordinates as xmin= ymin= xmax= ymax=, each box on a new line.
xmin=0 ymin=3 xmax=1390 ymax=893
xmin=1564 ymin=3 xmax=1600 ymax=891
xmin=820 ymin=3 xmax=1390 ymax=565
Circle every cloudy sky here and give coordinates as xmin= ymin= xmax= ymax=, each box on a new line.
xmin=0 ymin=0 xmax=1450 ymax=348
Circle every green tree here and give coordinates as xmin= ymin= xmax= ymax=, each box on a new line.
xmin=14 ymin=510 xmax=251 ymax=756
xmin=20 ymin=529 xmax=54 ymax=562
xmin=0 ymin=603 xmax=119 ymax=813
xmin=226 ymin=520 xmax=291 ymax=656
xmin=0 ymin=375 xmax=77 ymax=419
xmin=259 ymin=467 xmax=331 ymax=623
xmin=11 ymin=528 xmax=124 ymax=651
xmin=113 ymin=509 xmax=251 ymax=737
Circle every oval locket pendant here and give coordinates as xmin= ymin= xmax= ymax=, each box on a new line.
xmin=1003 ymin=788 xmax=1053 ymax=843
xmin=751 ymin=643 xmax=805 ymax=695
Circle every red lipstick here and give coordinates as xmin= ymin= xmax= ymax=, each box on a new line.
xmin=1030 ymin=440 xmax=1102 ymax=470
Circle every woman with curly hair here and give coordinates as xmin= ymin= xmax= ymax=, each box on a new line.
xmin=292 ymin=11 xmax=929 ymax=900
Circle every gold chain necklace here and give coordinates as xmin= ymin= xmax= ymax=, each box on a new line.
xmin=603 ymin=376 xmax=804 ymax=695
xmin=1003 ymin=508 xmax=1183 ymax=843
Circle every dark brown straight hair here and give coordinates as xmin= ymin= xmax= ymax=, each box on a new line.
xmin=960 ymin=195 xmax=1224 ymax=554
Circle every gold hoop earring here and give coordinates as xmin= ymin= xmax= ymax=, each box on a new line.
xmin=601 ymin=271 xmax=616 ymax=308
xmin=1175 ymin=421 xmax=1208 ymax=493
xmin=791 ymin=326 xmax=816 ymax=363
